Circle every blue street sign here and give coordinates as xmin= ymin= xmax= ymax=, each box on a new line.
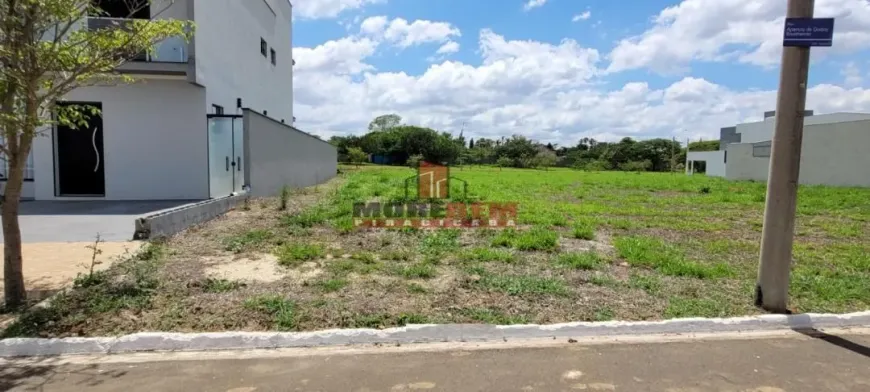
xmin=783 ymin=18 xmax=835 ymax=47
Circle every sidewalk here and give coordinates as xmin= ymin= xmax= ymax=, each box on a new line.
xmin=2 ymin=330 xmax=869 ymax=391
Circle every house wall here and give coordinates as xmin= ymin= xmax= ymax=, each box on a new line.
xmin=192 ymin=0 xmax=293 ymax=123
xmin=32 ymin=80 xmax=208 ymax=200
xmin=243 ymin=110 xmax=336 ymax=197
xmin=686 ymin=151 xmax=726 ymax=177
xmin=735 ymin=112 xmax=870 ymax=144
xmin=726 ymin=119 xmax=870 ymax=187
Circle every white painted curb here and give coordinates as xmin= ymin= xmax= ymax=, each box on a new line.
xmin=2 ymin=311 xmax=869 ymax=357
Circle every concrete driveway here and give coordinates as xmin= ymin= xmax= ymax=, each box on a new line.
xmin=3 ymin=200 xmax=197 ymax=243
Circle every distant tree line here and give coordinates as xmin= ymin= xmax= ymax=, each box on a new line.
xmin=329 ymin=114 xmax=719 ymax=172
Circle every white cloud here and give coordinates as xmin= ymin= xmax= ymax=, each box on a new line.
xmin=607 ymin=0 xmax=870 ymax=74
xmin=572 ymin=11 xmax=591 ymax=22
xmin=436 ymin=41 xmax=460 ymax=54
xmin=523 ymin=0 xmax=547 ymax=11
xmin=293 ymin=0 xmax=385 ymax=19
xmin=294 ymin=27 xmax=870 ymax=144
xmin=842 ymin=61 xmax=863 ymax=87
xmin=360 ymin=16 xmax=460 ymax=47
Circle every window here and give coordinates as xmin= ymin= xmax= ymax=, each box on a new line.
xmin=260 ymin=38 xmax=267 ymax=57
xmin=270 ymin=48 xmax=276 ymax=65
xmin=0 ymin=136 xmax=34 ymax=181
xmin=752 ymin=142 xmax=771 ymax=158
xmin=724 ymin=151 xmax=727 ymax=163
xmin=212 ymin=104 xmax=224 ymax=115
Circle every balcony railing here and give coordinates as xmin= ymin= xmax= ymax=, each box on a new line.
xmin=87 ymin=17 xmax=188 ymax=63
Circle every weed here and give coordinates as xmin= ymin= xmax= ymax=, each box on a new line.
xmin=628 ymin=274 xmax=662 ymax=294
xmin=514 ymin=227 xmax=559 ymax=252
xmin=699 ymin=186 xmax=711 ymax=194
xmin=202 ymin=278 xmax=244 ymax=293
xmin=664 ymin=297 xmax=731 ymax=318
xmin=318 ymin=278 xmax=348 ymax=293
xmin=461 ymin=308 xmax=530 ymax=325
xmin=396 ymin=262 xmax=438 ymax=279
xmin=571 ymin=222 xmax=596 ymax=240
xmin=490 ymin=229 xmax=517 ymax=248
xmin=223 ymin=229 xmax=273 ymax=253
xmin=593 ymin=307 xmax=615 ymax=321
xmin=244 ymin=295 xmax=297 ymax=330
xmin=407 ymin=283 xmax=428 ymax=293
xmin=555 ymin=252 xmax=602 ymax=270
xmin=421 ymin=229 xmax=461 ymax=253
xmin=275 ymin=243 xmax=324 ymax=266
xmin=588 ymin=274 xmax=619 ymax=287
xmin=350 ymin=252 xmax=377 ymax=263
xmin=282 ymin=207 xmax=328 ymax=228
xmin=459 ymin=247 xmax=515 ymax=263
xmin=382 ymin=250 xmax=412 ymax=261
xmin=477 ymin=274 xmax=568 ymax=296
xmin=279 ymin=185 xmax=291 ymax=210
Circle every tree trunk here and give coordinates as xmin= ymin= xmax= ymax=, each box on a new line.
xmin=2 ymin=157 xmax=26 ymax=308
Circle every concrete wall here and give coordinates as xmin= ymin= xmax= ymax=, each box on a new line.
xmin=193 ymin=0 xmax=293 ymax=123
xmin=32 ymin=80 xmax=208 ymax=200
xmin=687 ymin=151 xmax=726 ymax=177
xmin=243 ymin=110 xmax=336 ymax=197
xmin=726 ymin=119 xmax=870 ymax=187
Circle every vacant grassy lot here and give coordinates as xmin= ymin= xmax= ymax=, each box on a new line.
xmin=5 ymin=166 xmax=870 ymax=337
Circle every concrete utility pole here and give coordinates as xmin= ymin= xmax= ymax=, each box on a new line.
xmin=756 ymin=0 xmax=815 ymax=313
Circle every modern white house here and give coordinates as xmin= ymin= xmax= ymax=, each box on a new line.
xmin=2 ymin=0 xmax=297 ymax=201
xmin=687 ymin=111 xmax=870 ymax=187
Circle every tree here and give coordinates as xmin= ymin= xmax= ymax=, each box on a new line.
xmin=496 ymin=156 xmax=512 ymax=171
xmin=0 ymin=0 xmax=190 ymax=307
xmin=535 ymin=150 xmax=558 ymax=170
xmin=468 ymin=138 xmax=474 ymax=149
xmin=367 ymin=114 xmax=402 ymax=132
xmin=347 ymin=147 xmax=368 ymax=167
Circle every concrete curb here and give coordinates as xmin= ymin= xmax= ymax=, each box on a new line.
xmin=2 ymin=311 xmax=869 ymax=357
xmin=134 ymin=194 xmax=248 ymax=240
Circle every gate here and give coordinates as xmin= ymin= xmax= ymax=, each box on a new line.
xmin=207 ymin=115 xmax=245 ymax=198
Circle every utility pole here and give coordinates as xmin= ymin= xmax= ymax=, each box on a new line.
xmin=756 ymin=0 xmax=815 ymax=313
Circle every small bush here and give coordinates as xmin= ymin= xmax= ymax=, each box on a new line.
xmin=555 ymin=252 xmax=602 ymax=270
xmin=275 ymin=243 xmax=324 ymax=266
xmin=698 ymin=186 xmax=712 ymax=194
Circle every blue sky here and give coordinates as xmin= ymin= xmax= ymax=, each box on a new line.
xmin=291 ymin=0 xmax=870 ymax=145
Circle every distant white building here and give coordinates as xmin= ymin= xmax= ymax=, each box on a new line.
xmin=3 ymin=0 xmax=295 ymax=200
xmin=687 ymin=111 xmax=870 ymax=187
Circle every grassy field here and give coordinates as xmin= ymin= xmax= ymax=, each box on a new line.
xmin=5 ymin=166 xmax=870 ymax=337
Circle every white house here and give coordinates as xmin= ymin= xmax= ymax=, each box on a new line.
xmin=3 ymin=0 xmax=295 ymax=201
xmin=687 ymin=111 xmax=870 ymax=187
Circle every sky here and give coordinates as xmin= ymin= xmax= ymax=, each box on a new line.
xmin=291 ymin=0 xmax=870 ymax=146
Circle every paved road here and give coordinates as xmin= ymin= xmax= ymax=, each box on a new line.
xmin=1 ymin=200 xmax=194 ymax=242
xmin=2 ymin=331 xmax=869 ymax=391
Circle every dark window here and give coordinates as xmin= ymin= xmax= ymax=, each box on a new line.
xmin=724 ymin=151 xmax=727 ymax=163
xmin=92 ymin=0 xmax=150 ymax=19
xmin=260 ymin=38 xmax=267 ymax=56
xmin=270 ymin=48 xmax=277 ymax=65
xmin=212 ymin=104 xmax=224 ymax=115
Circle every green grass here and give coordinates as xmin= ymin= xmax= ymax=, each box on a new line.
xmin=459 ymin=247 xmax=515 ymax=263
xmin=628 ymin=273 xmax=662 ymax=295
xmin=554 ymin=251 xmax=603 ymax=270
xmin=395 ymin=262 xmax=438 ymax=279
xmin=491 ymin=227 xmax=558 ymax=252
xmin=614 ymin=236 xmax=735 ymax=279
xmin=223 ymin=229 xmax=273 ymax=253
xmin=318 ymin=278 xmax=348 ymax=293
xmin=244 ymin=295 xmax=297 ymax=330
xmin=202 ymin=278 xmax=244 ymax=293
xmin=571 ymin=219 xmax=597 ymax=240
xmin=476 ymin=273 xmax=569 ymax=296
xmin=664 ymin=297 xmax=732 ymax=318
xmin=461 ymin=308 xmax=530 ymax=325
xmin=275 ymin=243 xmax=325 ymax=266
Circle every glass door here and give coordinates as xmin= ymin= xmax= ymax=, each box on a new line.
xmin=232 ymin=117 xmax=245 ymax=193
xmin=207 ymin=117 xmax=234 ymax=198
